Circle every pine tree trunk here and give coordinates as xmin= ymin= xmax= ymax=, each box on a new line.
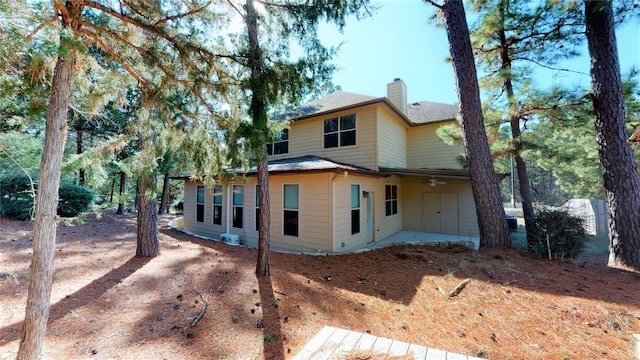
xmin=135 ymin=125 xmax=159 ymax=257
xmin=585 ymin=0 xmax=640 ymax=269
xmin=159 ymin=172 xmax=170 ymax=214
xmin=246 ymin=0 xmax=271 ymax=276
xmin=496 ymin=3 xmax=536 ymax=246
xmin=116 ymin=171 xmax=126 ymax=215
xmin=76 ymin=128 xmax=85 ymax=186
xmin=136 ymin=183 xmax=159 ymax=257
xmin=109 ymin=177 xmax=115 ymax=203
xmin=134 ymin=180 xmax=139 ymax=210
xmin=17 ymin=36 xmax=78 ymax=360
xmin=440 ymin=0 xmax=510 ymax=248
xmin=256 ymin=147 xmax=271 ymax=277
xmin=513 ymin=151 xmax=536 ymax=243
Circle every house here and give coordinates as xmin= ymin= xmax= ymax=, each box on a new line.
xmin=175 ymin=79 xmax=482 ymax=253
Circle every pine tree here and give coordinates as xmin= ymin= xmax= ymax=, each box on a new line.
xmin=469 ymin=0 xmax=583 ymax=246
xmin=429 ymin=0 xmax=510 ymax=248
xmin=226 ymin=0 xmax=371 ymax=276
xmin=585 ymin=0 xmax=640 ymax=269
xmin=10 ymin=1 xmax=227 ymax=357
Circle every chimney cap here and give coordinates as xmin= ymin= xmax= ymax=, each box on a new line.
xmin=393 ymin=78 xmax=401 ymax=81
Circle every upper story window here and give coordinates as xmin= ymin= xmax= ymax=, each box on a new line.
xmin=324 ymin=114 xmax=356 ymax=148
xmin=267 ymin=129 xmax=289 ymax=155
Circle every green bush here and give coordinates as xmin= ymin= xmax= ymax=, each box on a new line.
xmin=172 ymin=200 xmax=184 ymax=214
xmin=1 ymin=174 xmax=94 ymax=219
xmin=529 ymin=209 xmax=586 ymax=259
xmin=0 ymin=174 xmax=36 ymax=220
xmin=57 ymin=184 xmax=93 ymax=217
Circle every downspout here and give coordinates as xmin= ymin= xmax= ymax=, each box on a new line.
xmin=331 ymin=171 xmax=348 ymax=252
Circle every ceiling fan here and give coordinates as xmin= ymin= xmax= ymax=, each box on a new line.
xmin=426 ymin=177 xmax=447 ymax=187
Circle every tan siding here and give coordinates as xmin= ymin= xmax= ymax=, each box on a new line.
xmin=456 ymin=186 xmax=479 ymax=238
xmin=242 ymin=181 xmax=259 ymax=248
xmin=182 ymin=175 xmax=333 ymax=252
xmin=243 ymin=174 xmax=333 ymax=253
xmin=333 ymin=174 xmax=403 ymax=253
xmin=182 ymin=173 xmax=480 ymax=252
xmin=377 ymin=107 xmax=408 ymax=168
xmin=182 ymin=181 xmax=228 ymax=240
xmin=284 ymin=106 xmax=378 ymax=169
xmin=400 ymin=177 xmax=479 ymax=237
xmin=407 ymin=122 xmax=465 ymax=169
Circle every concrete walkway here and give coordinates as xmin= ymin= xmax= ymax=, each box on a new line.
xmin=369 ymin=231 xmax=480 ymax=251
xmin=292 ymin=326 xmax=484 ymax=360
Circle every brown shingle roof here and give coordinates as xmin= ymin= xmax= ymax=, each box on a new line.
xmin=407 ymin=101 xmax=458 ymax=124
xmin=275 ymin=91 xmax=379 ymax=121
xmin=170 ymin=155 xmax=387 ymax=180
xmin=278 ymin=91 xmax=458 ymax=126
xmin=246 ymin=155 xmax=385 ymax=177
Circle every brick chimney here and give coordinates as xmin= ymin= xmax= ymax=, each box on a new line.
xmin=387 ymin=78 xmax=407 ymax=115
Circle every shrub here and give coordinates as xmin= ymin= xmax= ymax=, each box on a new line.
xmin=172 ymin=200 xmax=184 ymax=214
xmin=0 ymin=174 xmax=36 ymax=220
xmin=529 ymin=209 xmax=586 ymax=259
xmin=57 ymin=184 xmax=93 ymax=217
xmin=1 ymin=174 xmax=94 ymax=219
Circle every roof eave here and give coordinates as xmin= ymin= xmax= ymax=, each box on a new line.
xmin=287 ymin=97 xmax=387 ymax=122
xmin=288 ymin=97 xmax=417 ymax=126
xmin=379 ymin=167 xmax=509 ymax=181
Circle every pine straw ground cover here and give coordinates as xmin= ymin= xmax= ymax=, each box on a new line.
xmin=1 ymin=212 xmax=639 ymax=360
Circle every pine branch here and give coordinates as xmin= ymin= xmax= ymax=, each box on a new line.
xmin=79 ymin=28 xmax=153 ymax=94
xmin=448 ymin=278 xmax=471 ymax=298
xmin=26 ymin=16 xmax=58 ymax=40
xmin=52 ymin=0 xmax=70 ymax=21
xmin=154 ymin=0 xmax=213 ymax=26
xmin=81 ymin=20 xmax=149 ymax=54
xmin=514 ymin=56 xmax=589 ymax=76
xmin=425 ymin=0 xmax=443 ymax=10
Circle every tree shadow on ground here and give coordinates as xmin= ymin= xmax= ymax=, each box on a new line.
xmin=258 ymin=275 xmax=285 ymax=360
xmin=0 ymin=255 xmax=150 ymax=344
xmin=264 ymin=241 xmax=640 ymax=307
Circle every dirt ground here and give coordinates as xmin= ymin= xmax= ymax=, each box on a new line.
xmin=1 ymin=212 xmax=639 ymax=360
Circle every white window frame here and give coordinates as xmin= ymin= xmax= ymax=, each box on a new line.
xmin=283 ymin=184 xmax=299 ymax=237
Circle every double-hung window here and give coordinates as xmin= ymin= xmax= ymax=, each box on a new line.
xmin=351 ymin=184 xmax=360 ymax=234
xmin=196 ymin=186 xmax=205 ymax=223
xmin=232 ymin=185 xmax=244 ymax=228
xmin=324 ymin=114 xmax=356 ymax=148
xmin=283 ymin=184 xmax=299 ymax=237
xmin=267 ymin=129 xmax=289 ymax=155
xmin=213 ymin=185 xmax=222 ymax=225
xmin=385 ymin=184 xmax=398 ymax=216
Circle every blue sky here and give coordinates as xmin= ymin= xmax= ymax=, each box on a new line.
xmin=317 ymin=0 xmax=640 ymax=105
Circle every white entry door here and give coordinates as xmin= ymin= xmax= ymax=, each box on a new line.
xmin=366 ymin=192 xmax=374 ymax=243
xmin=423 ymin=192 xmax=459 ymax=235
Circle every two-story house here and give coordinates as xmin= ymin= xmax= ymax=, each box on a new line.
xmin=175 ymin=79 xmax=481 ymax=253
